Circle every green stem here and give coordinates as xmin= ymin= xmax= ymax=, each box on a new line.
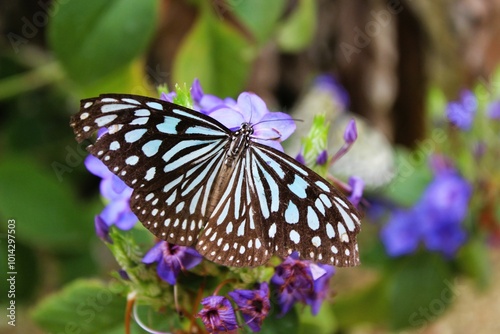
xmin=0 ymin=61 xmax=65 ymax=101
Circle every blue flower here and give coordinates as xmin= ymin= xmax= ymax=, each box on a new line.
xmin=85 ymin=155 xmax=137 ymax=231
xmin=198 ymin=296 xmax=239 ymax=333
xmin=271 ymin=252 xmax=335 ymax=315
xmin=380 ymin=210 xmax=420 ymax=257
xmin=446 ymin=90 xmax=477 ymax=130
xmin=208 ymin=92 xmax=296 ymax=152
xmin=228 ymin=282 xmax=270 ymax=332
xmin=142 ymin=241 xmax=202 ymax=285
xmin=381 ymin=166 xmax=471 ymax=258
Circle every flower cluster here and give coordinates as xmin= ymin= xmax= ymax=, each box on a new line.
xmin=198 ymin=282 xmax=271 ymax=333
xmin=381 ymin=158 xmax=471 ymax=257
xmin=271 ymin=252 xmax=335 ymax=315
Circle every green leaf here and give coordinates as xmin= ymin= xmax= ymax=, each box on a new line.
xmin=49 ymin=0 xmax=159 ymax=86
xmin=259 ymin=307 xmax=299 ymax=334
xmin=276 ymin=0 xmax=316 ymax=52
xmin=387 ymin=253 xmax=453 ymax=330
xmin=299 ymin=305 xmax=338 ymax=334
xmin=232 ymin=0 xmax=287 ymax=45
xmin=79 ymin=59 xmax=156 ymax=98
xmin=0 ymin=156 xmax=94 ymax=252
xmin=332 ymin=278 xmax=389 ymax=328
xmin=173 ymin=5 xmax=251 ymax=97
xmin=457 ymin=237 xmax=491 ymax=288
xmin=32 ymin=279 xmax=126 ymax=334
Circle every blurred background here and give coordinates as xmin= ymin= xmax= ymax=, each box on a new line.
xmin=1 ymin=0 xmax=500 ymax=333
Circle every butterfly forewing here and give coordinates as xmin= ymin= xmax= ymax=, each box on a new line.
xmin=71 ymin=94 xmax=361 ymax=267
xmin=71 ymin=95 xmax=231 ymax=245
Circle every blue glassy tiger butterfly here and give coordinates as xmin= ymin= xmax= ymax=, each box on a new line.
xmin=71 ymin=94 xmax=361 ymax=267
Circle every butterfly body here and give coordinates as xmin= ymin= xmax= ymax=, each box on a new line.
xmin=71 ymin=94 xmax=361 ymax=267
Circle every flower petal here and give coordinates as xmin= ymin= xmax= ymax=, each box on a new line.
xmin=157 ymin=258 xmax=178 ymax=285
xmin=208 ymin=107 xmax=246 ymax=130
xmin=237 ymin=92 xmax=268 ymax=122
xmin=142 ymin=241 xmax=164 ymax=264
xmin=85 ymin=155 xmax=110 ymax=178
xmin=254 ymin=112 xmax=296 ymax=141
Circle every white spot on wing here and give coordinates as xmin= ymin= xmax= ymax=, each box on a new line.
xmin=125 ymin=155 xmax=139 ymax=165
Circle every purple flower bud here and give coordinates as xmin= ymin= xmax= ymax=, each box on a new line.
xmin=295 ymin=152 xmax=306 ymax=165
xmin=198 ymin=296 xmax=238 ymax=333
xmin=191 ymin=78 xmax=204 ymax=103
xmin=343 ymin=119 xmax=357 ymax=144
xmin=348 ymin=176 xmax=364 ymax=207
xmin=94 ymin=215 xmax=112 ymax=243
xmin=160 ymin=91 xmax=176 ymax=103
xmin=142 ymin=241 xmax=202 ymax=285
xmin=228 ymin=282 xmax=270 ymax=332
xmin=316 ymin=150 xmax=328 ymax=166
xmin=118 ymin=269 xmax=130 ymax=280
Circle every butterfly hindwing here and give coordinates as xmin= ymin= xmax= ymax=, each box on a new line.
xmin=249 ymin=143 xmax=361 ymax=267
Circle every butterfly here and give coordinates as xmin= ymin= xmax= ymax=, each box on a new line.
xmin=71 ymin=94 xmax=361 ymax=267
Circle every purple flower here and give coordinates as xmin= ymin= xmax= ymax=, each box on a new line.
xmin=207 ymin=92 xmax=296 ymax=152
xmin=198 ymin=296 xmax=238 ymax=333
xmin=343 ymin=119 xmax=357 ymax=144
xmin=306 ymin=264 xmax=335 ymax=315
xmin=348 ymin=176 xmax=364 ymax=207
xmin=228 ymin=282 xmax=270 ymax=332
xmin=94 ymin=215 xmax=112 ymax=243
xmin=271 ymin=252 xmax=334 ymax=315
xmin=446 ymin=90 xmax=477 ymax=130
xmin=314 ymin=75 xmax=350 ymax=110
xmin=380 ymin=210 xmax=420 ymax=257
xmin=487 ymin=100 xmax=500 ymax=120
xmin=142 ymin=241 xmax=202 ymax=285
xmin=85 ymin=155 xmax=137 ymax=231
xmin=316 ymin=150 xmax=328 ymax=165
